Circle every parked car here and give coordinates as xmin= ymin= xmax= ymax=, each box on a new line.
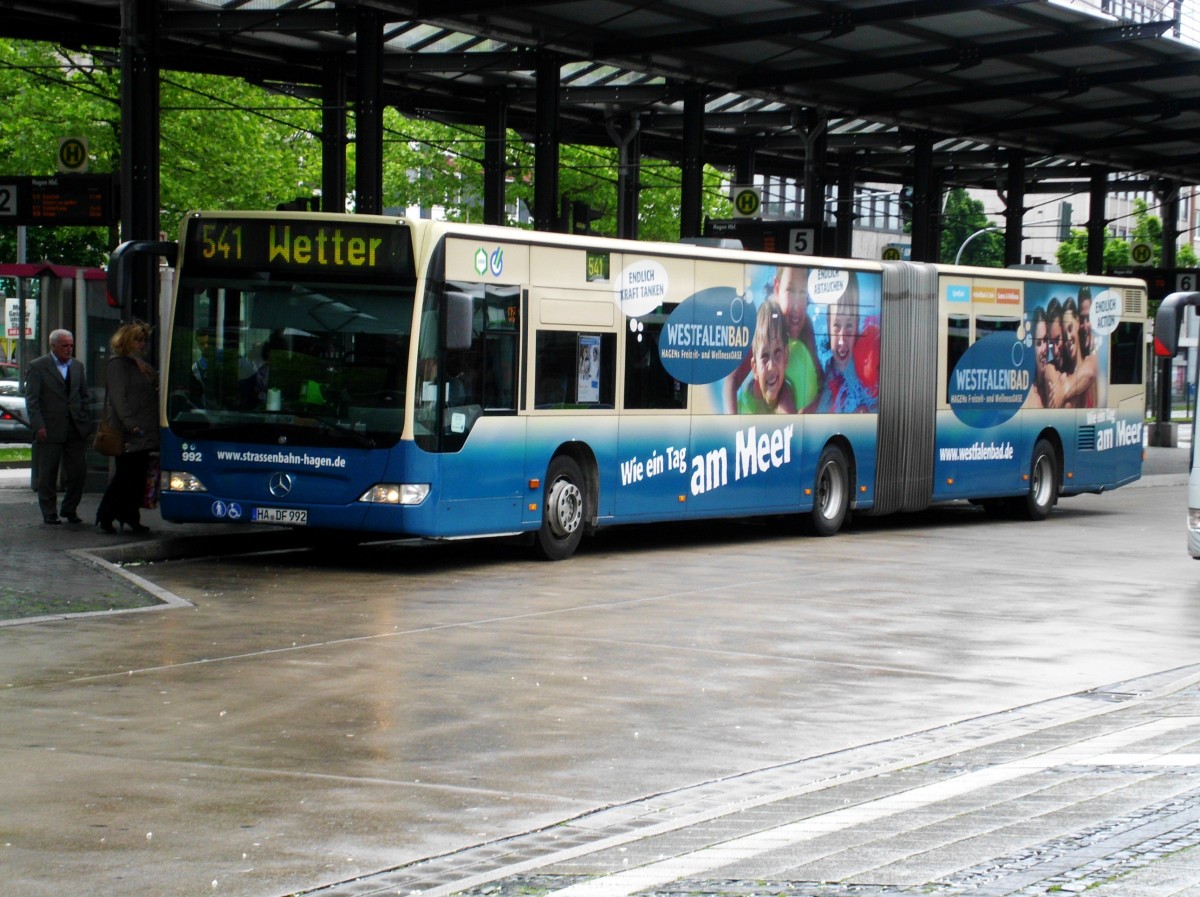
xmin=0 ymin=361 xmax=33 ymax=443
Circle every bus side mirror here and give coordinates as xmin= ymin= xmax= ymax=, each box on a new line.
xmin=1154 ymin=291 xmax=1200 ymax=357
xmin=445 ymin=291 xmax=474 ymax=350
xmin=107 ymin=240 xmax=178 ymax=311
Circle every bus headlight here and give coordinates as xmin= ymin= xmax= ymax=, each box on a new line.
xmin=165 ymin=470 xmax=208 ymax=493
xmin=358 ymin=483 xmax=429 ymax=505
xmin=1189 ymin=508 xmax=1200 ymax=531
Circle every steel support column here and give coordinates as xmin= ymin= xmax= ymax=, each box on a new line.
xmin=734 ymin=143 xmax=755 ymax=186
xmin=607 ymin=114 xmax=641 ymax=239
xmin=119 ymin=0 xmax=161 ymax=325
xmin=680 ymin=85 xmax=705 ymax=239
xmin=1004 ymin=151 xmax=1025 ymax=266
xmin=321 ymin=59 xmax=347 ymax=214
xmin=354 ymin=9 xmax=383 ymax=215
xmin=803 ymin=115 xmax=828 ymax=250
xmin=534 ymin=51 xmax=561 ymax=232
xmin=1160 ymin=179 xmax=1180 ymax=269
xmin=1157 ymin=179 xmax=1181 ymax=430
xmin=835 ymin=163 xmax=855 ymax=258
xmin=1087 ymin=169 xmax=1108 ymax=276
xmin=910 ymin=135 xmax=936 ymax=262
xmin=617 ymin=128 xmax=641 ymax=239
xmin=483 ymin=89 xmax=507 ymax=226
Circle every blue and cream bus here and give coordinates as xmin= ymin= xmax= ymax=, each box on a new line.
xmin=113 ymin=211 xmax=1146 ymax=559
xmin=1154 ymin=290 xmax=1200 ymax=557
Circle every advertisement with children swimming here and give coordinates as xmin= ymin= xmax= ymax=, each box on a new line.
xmin=617 ymin=261 xmax=1135 ymax=515
xmin=653 ymin=263 xmax=881 ymax=416
xmin=611 ymin=261 xmax=882 ymax=517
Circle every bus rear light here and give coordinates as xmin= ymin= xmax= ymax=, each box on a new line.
xmin=165 ymin=470 xmax=208 ymax=493
xmin=358 ymin=483 xmax=429 ymax=505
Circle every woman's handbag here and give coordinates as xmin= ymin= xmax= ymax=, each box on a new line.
xmin=93 ymin=399 xmax=124 ymax=457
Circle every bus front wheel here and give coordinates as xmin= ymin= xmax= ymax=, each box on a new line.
xmin=807 ymin=445 xmax=849 ymax=537
xmin=535 ymin=456 xmax=587 ymax=560
xmin=1017 ymin=438 xmax=1058 ymax=521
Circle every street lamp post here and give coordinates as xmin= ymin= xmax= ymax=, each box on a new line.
xmin=955 ymin=226 xmax=1003 ymax=265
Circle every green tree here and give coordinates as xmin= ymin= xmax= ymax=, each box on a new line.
xmin=159 ymin=70 xmax=321 ymax=225
xmin=0 ymin=41 xmax=119 ymax=265
xmin=378 ymin=110 xmax=732 ymax=241
xmin=0 ymin=39 xmax=321 ymax=265
xmin=1056 ymin=197 xmax=1198 ymax=271
xmin=940 ymin=188 xmax=1004 ymax=266
xmin=1054 ymin=227 xmax=1130 ymax=273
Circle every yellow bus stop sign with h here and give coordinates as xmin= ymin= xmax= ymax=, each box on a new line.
xmin=58 ymin=137 xmax=88 ymax=173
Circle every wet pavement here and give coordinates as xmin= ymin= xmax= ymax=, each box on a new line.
xmin=0 ymin=446 xmax=1197 ymax=897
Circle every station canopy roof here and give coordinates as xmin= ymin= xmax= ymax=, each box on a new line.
xmin=8 ymin=0 xmax=1200 ymax=192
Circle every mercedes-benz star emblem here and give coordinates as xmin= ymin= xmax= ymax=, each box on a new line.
xmin=268 ymin=472 xmax=294 ymax=498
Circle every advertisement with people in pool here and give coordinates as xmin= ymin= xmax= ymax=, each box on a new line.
xmin=652 ymin=262 xmax=882 ymax=417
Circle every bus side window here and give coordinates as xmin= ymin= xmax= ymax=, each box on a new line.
xmin=1110 ymin=321 xmax=1144 ymax=384
xmin=975 ymin=315 xmax=1020 ymax=339
xmin=624 ymin=311 xmax=687 ymax=409
xmin=535 ymin=330 xmax=616 ymax=408
xmin=946 ymin=314 xmax=969 ymax=403
xmin=482 ymin=333 xmax=517 ymax=411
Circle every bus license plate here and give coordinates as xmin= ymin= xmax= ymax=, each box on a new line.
xmin=253 ymin=507 xmax=308 ymax=525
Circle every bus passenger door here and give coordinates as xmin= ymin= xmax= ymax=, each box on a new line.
xmin=615 ymin=303 xmax=691 ymax=521
xmin=433 ymin=417 xmax=528 ymax=534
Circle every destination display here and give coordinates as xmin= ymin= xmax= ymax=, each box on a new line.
xmin=183 ymin=216 xmax=415 ymax=279
xmin=0 ymin=175 xmax=116 ymax=226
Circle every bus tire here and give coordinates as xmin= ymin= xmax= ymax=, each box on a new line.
xmin=1017 ymin=438 xmax=1058 ymax=521
xmin=535 ymin=455 xmax=587 ymax=560
xmin=807 ymin=444 xmax=849 ymax=537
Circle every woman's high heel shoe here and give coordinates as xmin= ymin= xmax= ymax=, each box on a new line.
xmin=95 ymin=518 xmax=116 ymax=534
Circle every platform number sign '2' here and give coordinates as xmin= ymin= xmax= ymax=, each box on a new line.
xmin=0 ymin=184 xmax=14 ymax=217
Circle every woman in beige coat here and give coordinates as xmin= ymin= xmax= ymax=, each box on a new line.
xmin=95 ymin=322 xmax=160 ymax=533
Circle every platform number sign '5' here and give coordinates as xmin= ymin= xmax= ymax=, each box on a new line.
xmin=789 ymin=227 xmax=815 ymax=255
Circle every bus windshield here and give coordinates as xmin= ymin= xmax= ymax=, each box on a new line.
xmin=166 ymin=277 xmax=415 ymax=448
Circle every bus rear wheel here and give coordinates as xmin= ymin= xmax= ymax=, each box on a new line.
xmin=535 ymin=456 xmax=587 ymax=560
xmin=807 ymin=445 xmax=849 ymax=537
xmin=1016 ymin=438 xmax=1058 ymax=521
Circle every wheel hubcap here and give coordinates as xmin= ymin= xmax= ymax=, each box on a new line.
xmin=817 ymin=462 xmax=843 ymax=519
xmin=547 ymin=477 xmax=583 ymax=538
xmin=1032 ymin=455 xmax=1052 ymax=505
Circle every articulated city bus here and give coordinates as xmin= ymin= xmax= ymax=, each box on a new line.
xmin=1154 ymin=291 xmax=1200 ymax=557
xmin=113 ymin=211 xmax=1146 ymax=559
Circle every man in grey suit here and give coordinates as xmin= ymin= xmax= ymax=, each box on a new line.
xmin=24 ymin=329 xmax=90 ymax=524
